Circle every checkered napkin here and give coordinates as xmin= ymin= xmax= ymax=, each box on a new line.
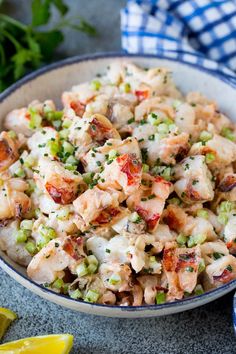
xmin=121 ymin=0 xmax=236 ymax=84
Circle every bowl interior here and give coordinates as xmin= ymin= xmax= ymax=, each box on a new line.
xmin=1 ymin=53 xmax=236 ymax=317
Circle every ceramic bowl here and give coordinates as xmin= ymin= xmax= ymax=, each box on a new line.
xmin=0 ymin=53 xmax=236 ymax=318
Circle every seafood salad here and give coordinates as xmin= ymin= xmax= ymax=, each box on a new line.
xmin=1 ymin=62 xmax=236 ymax=306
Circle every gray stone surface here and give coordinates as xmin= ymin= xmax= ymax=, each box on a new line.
xmin=0 ymin=1 xmax=236 ymax=353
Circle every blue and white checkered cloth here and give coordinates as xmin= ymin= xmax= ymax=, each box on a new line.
xmin=121 ymin=0 xmax=236 ymax=84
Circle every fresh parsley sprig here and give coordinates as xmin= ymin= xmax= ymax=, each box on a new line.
xmin=0 ymin=0 xmax=96 ymax=91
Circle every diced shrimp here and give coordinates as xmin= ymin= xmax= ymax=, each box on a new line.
xmin=36 ymin=157 xmax=84 ymax=205
xmin=27 ymin=236 xmax=85 ymax=283
xmin=163 ymin=204 xmax=188 ymax=233
xmin=99 ymin=262 xmax=132 ymax=292
xmin=174 ymin=102 xmax=196 ymax=135
xmin=73 ymin=186 xmax=124 ymax=226
xmin=163 ymin=243 xmax=202 ymax=299
xmin=174 ymin=155 xmax=214 ymax=203
xmin=106 ymin=97 xmax=135 ymax=130
xmin=85 ymin=94 xmax=109 ymax=116
xmin=200 ymin=241 xmax=229 ymax=265
xmin=149 ymin=132 xmax=189 ymax=165
xmin=137 ymin=275 xmax=163 ymax=305
xmin=223 ymin=214 xmax=236 ymax=253
xmin=99 ymin=291 xmax=116 ymax=305
xmin=190 ymin=135 xmax=236 ymax=169
xmin=204 ymin=255 xmax=236 ymax=289
xmin=68 ymin=114 xmax=120 ymax=157
xmin=27 ymin=127 xmax=59 ymax=158
xmin=4 ymin=108 xmax=33 ymax=137
xmin=127 ymin=175 xmax=171 ymax=232
xmin=0 ymin=220 xmax=32 ymax=266
xmin=82 ymin=137 xmax=140 ymax=173
xmin=0 ymin=131 xmax=19 ymax=172
xmin=99 ymin=153 xmax=142 ymax=195
xmin=0 ymin=178 xmax=31 ymax=220
xmin=135 ymin=97 xmax=175 ymax=122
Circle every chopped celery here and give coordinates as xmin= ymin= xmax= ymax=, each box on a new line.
xmin=25 ymin=241 xmax=36 ymax=255
xmin=198 ymin=259 xmax=205 ymax=273
xmin=194 ymin=284 xmax=204 ymax=296
xmin=205 ymin=153 xmax=215 ymax=164
xmin=91 ymin=80 xmax=101 ymax=91
xmin=177 ymin=234 xmax=187 ymax=245
xmin=84 ymin=289 xmax=100 ymax=303
xmin=76 ymin=261 xmax=88 ymax=277
xmin=62 ymin=141 xmax=74 ymax=154
xmin=108 ymin=273 xmax=121 ymax=285
xmin=197 ymin=209 xmax=209 ymax=219
xmin=199 ymin=131 xmax=212 ymax=142
xmin=20 ymin=219 xmax=33 ymax=230
xmin=69 ymin=289 xmax=82 ymax=299
xmin=53 ymin=278 xmax=64 ymax=289
xmin=15 ymin=229 xmax=29 ymax=243
xmin=187 ymin=233 xmax=206 ymax=247
xmin=155 ymin=292 xmax=166 ymax=304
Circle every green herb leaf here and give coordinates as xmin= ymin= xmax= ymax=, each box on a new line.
xmin=31 ymin=0 xmax=51 ymax=27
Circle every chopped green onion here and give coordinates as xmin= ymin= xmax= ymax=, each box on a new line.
xmin=84 ymin=289 xmax=100 ymax=303
xmin=213 ymin=252 xmax=224 ymax=260
xmin=199 ymin=131 xmax=212 ymax=142
xmin=46 ymin=110 xmax=63 ymax=121
xmin=155 ymin=292 xmax=166 ymax=304
xmin=205 ymin=153 xmax=215 ymax=164
xmin=91 ymin=80 xmax=101 ymax=91
xmin=127 ymin=117 xmax=135 ymax=124
xmin=197 ymin=209 xmax=209 ymax=219
xmin=82 ymin=172 xmax=95 ymax=185
xmin=20 ymin=219 xmax=33 ymax=230
xmin=108 ymin=273 xmax=121 ymax=285
xmin=25 ymin=241 xmax=36 ymax=255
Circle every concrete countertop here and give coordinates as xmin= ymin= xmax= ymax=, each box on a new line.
xmin=0 ymin=1 xmax=235 ymax=353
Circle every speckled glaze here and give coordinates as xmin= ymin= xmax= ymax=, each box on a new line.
xmin=0 ymin=53 xmax=236 ymax=318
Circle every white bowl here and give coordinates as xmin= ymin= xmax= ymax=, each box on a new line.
xmin=0 ymin=53 xmax=236 ymax=318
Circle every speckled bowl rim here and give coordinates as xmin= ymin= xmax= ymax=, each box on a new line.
xmin=0 ymin=52 xmax=236 ymax=313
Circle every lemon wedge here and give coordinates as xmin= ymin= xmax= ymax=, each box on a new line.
xmin=0 ymin=334 xmax=73 ymax=354
xmin=0 ymin=308 xmax=17 ymax=340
